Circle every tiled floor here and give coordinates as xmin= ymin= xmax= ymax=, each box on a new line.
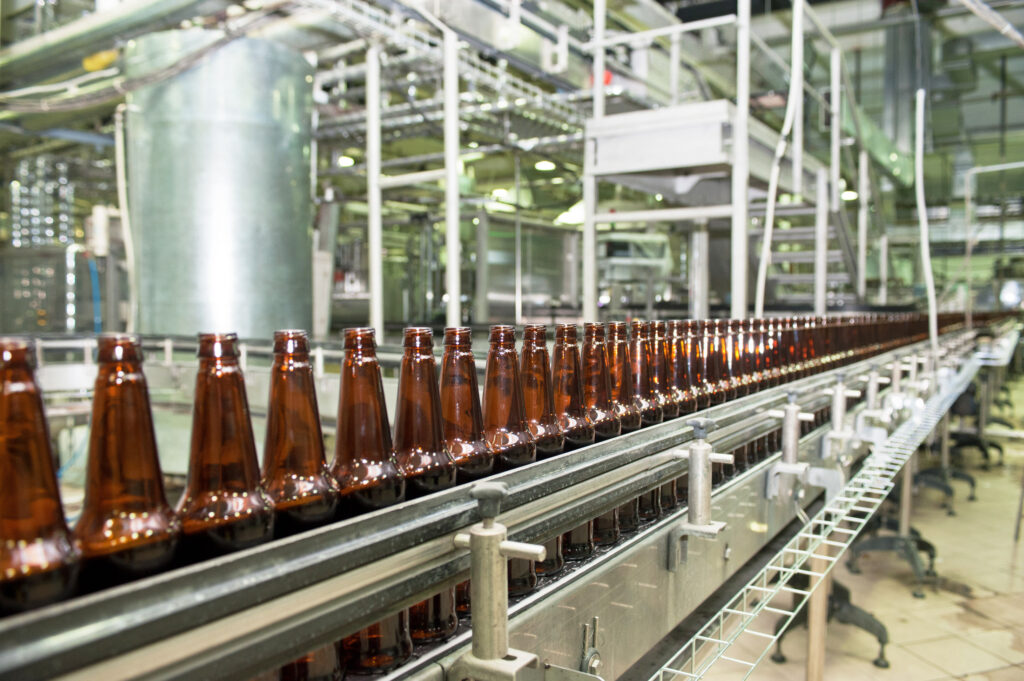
xmin=738 ymin=380 xmax=1024 ymax=680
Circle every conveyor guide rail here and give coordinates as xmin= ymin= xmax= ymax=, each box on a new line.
xmin=651 ymin=354 xmax=981 ymax=681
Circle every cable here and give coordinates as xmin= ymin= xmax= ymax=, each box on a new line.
xmin=0 ymin=68 xmax=120 ymax=100
xmin=114 ymin=103 xmax=138 ymax=333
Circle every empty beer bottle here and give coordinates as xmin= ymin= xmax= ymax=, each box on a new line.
xmin=581 ymin=323 xmax=621 ymax=441
xmin=262 ymin=330 xmax=338 ymax=538
xmin=629 ymin=320 xmax=664 ymax=427
xmin=440 ymin=328 xmax=494 ymax=481
xmin=339 ymin=609 xmax=413 ymax=674
xmin=535 ymin=533 xmax=565 ymax=578
xmin=562 ymin=521 xmax=595 ymax=561
xmin=176 ymin=333 xmax=275 ymax=562
xmin=607 ymin=322 xmax=641 ymax=433
xmin=551 ymin=324 xmax=595 ymax=449
xmin=508 ymin=555 xmax=537 ymax=597
xmin=393 ymin=327 xmax=457 ymax=643
xmin=280 ymin=643 xmax=344 ymax=681
xmin=394 ymin=327 xmax=456 ymax=498
xmin=648 ymin=321 xmax=679 ymax=420
xmin=482 ymin=326 xmax=536 ymax=470
xmin=667 ymin=321 xmax=696 ymax=417
xmin=521 ymin=325 xmax=564 ymax=457
xmin=0 ymin=338 xmax=79 ymax=614
xmin=331 ymin=328 xmax=405 ymax=516
xmin=74 ymin=334 xmax=179 ymax=591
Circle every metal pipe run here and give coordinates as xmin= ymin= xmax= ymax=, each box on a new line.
xmin=444 ymin=29 xmax=461 ymax=330
xmin=731 ymin=0 xmax=752 ymax=319
xmin=366 ymin=42 xmax=384 ymax=338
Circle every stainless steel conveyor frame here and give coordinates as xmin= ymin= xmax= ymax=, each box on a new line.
xmin=0 ymin=329 xmax=984 ymax=681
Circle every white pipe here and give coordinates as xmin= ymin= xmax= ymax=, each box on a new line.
xmin=731 ymin=0 xmax=751 ymax=319
xmin=814 ymin=168 xmax=829 ymax=315
xmin=366 ymin=43 xmax=384 ymax=339
xmin=962 ymin=160 xmax=1024 ymax=328
xmin=829 ymin=48 xmax=841 ymax=212
xmin=956 ymin=0 xmax=1024 ymax=49
xmin=594 ymin=205 xmax=733 ymax=223
xmin=444 ymin=30 xmax=461 ymax=330
xmin=915 ymin=88 xmax=939 ymax=355
xmin=669 ymin=33 xmax=681 ymax=105
xmin=114 ymin=103 xmax=137 ymax=333
xmin=690 ymin=223 xmax=710 ymax=320
xmin=593 ymin=0 xmax=606 ymax=119
xmin=475 ymin=212 xmax=489 ymax=324
xmin=582 ymin=133 xmax=598 ymax=321
xmin=583 ymin=14 xmax=737 ymax=49
xmin=879 ymin=234 xmax=888 ymax=305
xmin=514 ymin=153 xmax=523 ymax=326
xmin=379 ymin=168 xmax=447 ymax=189
xmin=791 ymin=0 xmax=804 ymax=198
xmin=857 ymin=149 xmax=869 ymax=299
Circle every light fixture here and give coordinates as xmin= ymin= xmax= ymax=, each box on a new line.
xmin=468 ymin=141 xmax=479 ymax=149
xmin=655 ymin=193 xmax=663 ymax=202
xmin=550 ymin=177 xmax=565 ymax=185
xmin=889 ymin=152 xmax=898 ymax=162
xmin=336 ymin=155 xmax=355 ymax=168
xmin=534 ymin=160 xmax=556 ymax=172
xmin=841 ymin=190 xmax=859 ymax=201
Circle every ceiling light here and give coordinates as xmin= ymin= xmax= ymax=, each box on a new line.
xmin=841 ymin=190 xmax=859 ymax=201
xmin=336 ymin=155 xmax=355 ymax=168
xmin=655 ymin=193 xmax=663 ymax=202
xmin=551 ymin=177 xmax=565 ymax=185
xmin=468 ymin=141 xmax=479 ymax=149
xmin=534 ymin=160 xmax=556 ymax=172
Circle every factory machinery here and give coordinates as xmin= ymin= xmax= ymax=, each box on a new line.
xmin=0 ymin=312 xmax=1016 ymax=681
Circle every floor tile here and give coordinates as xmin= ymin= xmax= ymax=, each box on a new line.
xmin=960 ymin=665 xmax=1024 ymax=681
xmin=963 ymin=628 xmax=1024 ymax=665
xmin=899 ymin=635 xmax=1013 ymax=677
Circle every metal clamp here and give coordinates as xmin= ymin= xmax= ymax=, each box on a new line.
xmin=765 ymin=393 xmax=812 ymax=500
xmin=668 ymin=418 xmax=732 ymax=571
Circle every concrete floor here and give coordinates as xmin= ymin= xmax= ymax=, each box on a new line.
xmin=725 ymin=381 xmax=1024 ymax=680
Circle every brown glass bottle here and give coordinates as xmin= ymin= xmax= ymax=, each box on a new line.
xmin=262 ymin=330 xmax=339 ymax=539
xmin=551 ymin=324 xmax=595 ymax=449
xmin=685 ymin=320 xmax=708 ymax=410
xmin=331 ymin=328 xmax=405 ymax=516
xmin=520 ymin=325 xmax=564 ymax=457
xmin=482 ymin=325 xmax=537 ymax=470
xmin=280 ymin=643 xmax=344 ymax=681
xmin=440 ymin=328 xmax=494 ymax=481
xmin=176 ymin=333 xmax=275 ymax=562
xmin=581 ymin=323 xmax=621 ymax=441
xmin=607 ymin=322 xmax=641 ymax=432
xmin=339 ymin=610 xmax=413 ymax=674
xmin=562 ymin=522 xmax=595 ymax=561
xmin=0 ymin=338 xmax=79 ymax=614
xmin=535 ymin=533 xmax=565 ymax=577
xmin=629 ymin=320 xmax=664 ymax=427
xmin=393 ymin=328 xmax=458 ymax=642
xmin=394 ymin=328 xmax=457 ymax=498
xmin=74 ymin=334 xmax=179 ymax=591
xmin=409 ymin=586 xmax=458 ymax=644
xmin=508 ymin=555 xmax=537 ymax=597
xmin=648 ymin=321 xmax=679 ymax=420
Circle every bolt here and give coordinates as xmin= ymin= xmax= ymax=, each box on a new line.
xmin=723 ymin=543 xmax=732 ymax=561
xmin=587 ymin=654 xmax=603 ymax=675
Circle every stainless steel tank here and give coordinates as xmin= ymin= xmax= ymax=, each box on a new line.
xmin=125 ymin=29 xmax=314 ymax=338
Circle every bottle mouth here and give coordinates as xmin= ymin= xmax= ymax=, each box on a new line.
xmin=97 ymin=333 xmax=143 ymax=363
xmin=629 ymin=319 xmax=649 ymax=339
xmin=344 ymin=327 xmax=376 ymax=350
xmin=443 ymin=327 xmax=473 ymax=346
xmin=273 ymin=329 xmax=310 ymax=355
xmin=583 ymin=322 xmax=606 ymax=341
xmin=488 ymin=325 xmax=516 ymax=344
xmin=197 ymin=332 xmax=239 ymax=359
xmin=523 ymin=324 xmax=547 ymax=343
xmin=607 ymin=321 xmax=629 ymax=340
xmin=0 ymin=337 xmax=34 ymax=367
xmin=555 ymin=323 xmax=578 ymax=342
xmin=651 ymin=321 xmax=667 ymax=337
xmin=403 ymin=326 xmax=434 ymax=348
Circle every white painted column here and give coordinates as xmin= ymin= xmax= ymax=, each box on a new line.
xmin=366 ymin=43 xmax=384 ymax=338
xmin=814 ymin=168 xmax=829 ymax=315
xmin=444 ymin=30 xmax=462 ymax=329
xmin=731 ymin=0 xmax=751 ymax=319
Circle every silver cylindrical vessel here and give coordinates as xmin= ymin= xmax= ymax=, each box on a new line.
xmin=125 ymin=29 xmax=313 ymax=338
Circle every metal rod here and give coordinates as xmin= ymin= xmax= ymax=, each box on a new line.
xmin=379 ymin=168 xmax=447 ymax=189
xmin=898 ymin=453 xmax=913 ymax=537
xmin=857 ymin=149 xmax=868 ymax=299
xmin=879 ymin=234 xmax=888 ymax=305
xmin=583 ymin=139 xmax=598 ymax=321
xmin=914 ymin=89 xmax=939 ymax=356
xmin=475 ymin=212 xmax=489 ymax=324
xmin=444 ymin=30 xmax=461 ymax=330
xmin=585 ymin=14 xmax=737 ymax=50
xmin=731 ymin=0 xmax=751 ymax=319
xmin=514 ymin=153 xmax=524 ymax=325
xmin=814 ymin=169 xmax=828 ymax=315
xmin=830 ymin=48 xmax=841 ymax=213
xmin=593 ymin=0 xmax=606 ymax=119
xmin=366 ymin=42 xmax=384 ymax=339
xmin=594 ymin=205 xmax=732 ymax=223
xmin=690 ymin=222 xmax=709 ymax=320
xmin=792 ymin=0 xmax=805 ymax=197
xmin=669 ymin=33 xmax=681 ymax=105
xmin=805 ymin=549 xmax=829 ymax=681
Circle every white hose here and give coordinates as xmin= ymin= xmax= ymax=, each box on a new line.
xmin=914 ymin=88 xmax=939 ymax=355
xmin=114 ymin=103 xmax=138 ymax=333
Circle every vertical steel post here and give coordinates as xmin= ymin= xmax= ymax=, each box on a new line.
xmin=444 ymin=30 xmax=462 ymax=329
xmin=475 ymin=212 xmax=490 ymax=324
xmin=791 ymin=0 xmax=804 ymax=197
xmin=731 ymin=0 xmax=751 ymax=319
xmin=583 ymin=146 xmax=598 ymax=321
xmin=514 ymin=154 xmax=524 ymax=325
xmin=669 ymin=33 xmax=681 ymax=105
xmin=806 ymin=549 xmax=830 ymax=681
xmin=857 ymin=149 xmax=868 ymax=299
xmin=814 ymin=168 xmax=828 ymax=315
xmin=593 ymin=0 xmax=606 ymax=119
xmin=879 ymin=234 xmax=888 ymax=305
xmin=366 ymin=43 xmax=384 ymax=339
xmin=898 ymin=453 xmax=914 ymax=537
xmin=830 ymin=48 xmax=841 ymax=212
xmin=690 ymin=222 xmax=709 ymax=320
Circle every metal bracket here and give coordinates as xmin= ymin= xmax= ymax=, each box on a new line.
xmin=807 ymin=462 xmax=848 ymax=503
xmin=580 ymin=617 xmax=602 ymax=675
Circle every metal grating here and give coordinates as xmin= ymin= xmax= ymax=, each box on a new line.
xmin=650 ymin=354 xmax=981 ymax=681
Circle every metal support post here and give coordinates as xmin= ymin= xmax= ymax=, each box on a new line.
xmin=814 ymin=168 xmax=828 ymax=315
xmin=731 ymin=0 xmax=751 ymax=319
xmin=514 ymin=154 xmax=524 ymax=325
xmin=898 ymin=457 xmax=913 ymax=538
xmin=878 ymin=234 xmax=889 ymax=305
xmin=593 ymin=0 xmax=606 ymax=119
xmin=582 ymin=169 xmax=598 ymax=322
xmin=765 ymin=393 xmax=814 ymax=500
xmin=475 ymin=212 xmax=490 ymax=324
xmin=690 ymin=222 xmax=709 ymax=320
xmin=829 ymin=48 xmax=841 ymax=213
xmin=444 ymin=30 xmax=462 ymax=329
xmin=806 ymin=548 xmax=830 ymax=681
xmin=669 ymin=33 xmax=681 ymax=105
xmin=791 ymin=0 xmax=804 ymax=197
xmin=857 ymin=150 xmax=869 ymax=299
xmin=366 ymin=42 xmax=384 ymax=339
